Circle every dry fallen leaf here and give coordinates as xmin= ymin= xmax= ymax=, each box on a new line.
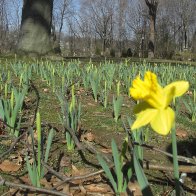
xmin=0 ymin=119 xmax=6 ymax=134
xmin=62 ymin=183 xmax=71 ymax=195
xmin=10 ymin=153 xmax=23 ymax=165
xmin=176 ymin=129 xmax=188 ymax=138
xmin=8 ymin=188 xmax=19 ymax=195
xmin=0 ymin=160 xmax=21 ymax=172
xmin=40 ymin=178 xmax=52 ymax=188
xmin=87 ymin=103 xmax=96 ymax=106
xmin=85 ymin=183 xmax=112 ymax=193
xmin=79 ymin=184 xmax=87 ymax=195
xmin=50 ymin=176 xmax=62 ymax=187
xmin=72 ymin=164 xmax=80 ymax=175
xmin=27 ymin=130 xmax=38 ymax=144
xmin=127 ymin=181 xmax=142 ymax=196
xmin=71 ymin=165 xmax=90 ymax=184
xmin=100 ymin=147 xmax=112 ymax=154
xmin=81 ymin=132 xmax=95 ymax=142
xmin=20 ymin=175 xmax=31 ymax=185
xmin=60 ymin=155 xmax=71 ymax=167
xmin=186 ymin=91 xmax=192 ymax=95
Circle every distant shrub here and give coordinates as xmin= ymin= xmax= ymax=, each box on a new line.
xmin=110 ymin=48 xmax=115 ymax=57
xmin=172 ymin=51 xmax=196 ymax=61
xmin=121 ymin=49 xmax=127 ymax=57
xmin=127 ymin=48 xmax=132 ymax=57
xmin=95 ymin=47 xmax=101 ymax=56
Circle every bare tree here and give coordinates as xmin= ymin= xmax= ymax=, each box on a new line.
xmin=192 ymin=31 xmax=196 ymax=53
xmin=81 ymin=0 xmax=114 ymax=55
xmin=73 ymin=13 xmax=94 ymax=56
xmin=117 ymin=0 xmax=128 ymax=54
xmin=173 ymin=0 xmax=196 ymax=51
xmin=52 ymin=0 xmax=72 ymax=53
xmin=127 ymin=0 xmax=148 ymax=57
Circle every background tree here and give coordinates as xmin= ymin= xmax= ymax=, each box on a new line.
xmin=18 ymin=0 xmax=54 ymax=55
xmin=192 ymin=31 xmax=196 ymax=53
xmin=173 ymin=0 xmax=195 ymax=51
xmin=117 ymin=0 xmax=128 ymax=55
xmin=144 ymin=0 xmax=159 ymax=58
xmin=127 ymin=0 xmax=148 ymax=57
xmin=52 ymin=0 xmax=72 ymax=53
xmin=80 ymin=0 xmax=114 ymax=55
xmin=0 ymin=0 xmax=9 ymax=53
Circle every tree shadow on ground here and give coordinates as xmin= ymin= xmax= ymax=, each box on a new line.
xmin=166 ymin=136 xmax=196 ymax=182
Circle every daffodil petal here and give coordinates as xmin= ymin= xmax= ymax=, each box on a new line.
xmin=163 ymin=86 xmax=176 ymax=107
xmin=133 ymin=102 xmax=153 ymax=114
xmin=150 ymin=107 xmax=175 ymax=135
xmin=164 ymin=81 xmax=189 ymax=98
xmin=131 ymin=108 xmax=157 ymax=130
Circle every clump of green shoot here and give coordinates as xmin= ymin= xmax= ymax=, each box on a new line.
xmin=0 ymin=87 xmax=27 ymax=137
xmin=90 ymin=69 xmax=100 ymax=102
xmin=26 ymin=111 xmax=54 ymax=187
xmin=58 ymin=84 xmax=81 ymax=151
xmin=182 ymin=89 xmax=196 ymax=122
xmin=113 ymin=81 xmax=123 ymax=123
xmin=97 ymin=139 xmax=132 ymax=195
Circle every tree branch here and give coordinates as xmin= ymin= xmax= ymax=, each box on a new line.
xmin=0 ymin=131 xmax=27 ymax=160
xmin=0 ymin=175 xmax=68 ymax=196
xmin=134 ymin=142 xmax=196 ymax=165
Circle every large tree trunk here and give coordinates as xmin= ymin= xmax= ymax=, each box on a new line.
xmin=18 ymin=0 xmax=53 ymax=55
xmin=145 ymin=0 xmax=158 ymax=59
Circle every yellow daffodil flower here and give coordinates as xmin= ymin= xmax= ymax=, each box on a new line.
xmin=129 ymin=71 xmax=189 ymax=135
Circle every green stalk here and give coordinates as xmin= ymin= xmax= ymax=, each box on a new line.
xmin=117 ymin=81 xmax=120 ymax=97
xmin=11 ymin=89 xmax=14 ymax=110
xmin=62 ymin=76 xmax=65 ymax=93
xmin=171 ymin=125 xmax=180 ymax=195
xmin=104 ymin=81 xmax=108 ymax=108
xmin=19 ymin=73 xmax=23 ymax=87
xmin=36 ymin=111 xmax=41 ymax=179
xmin=71 ymin=85 xmax=75 ymax=109
xmin=4 ymin=83 xmax=8 ymax=99
xmin=8 ymin=71 xmax=11 ymax=82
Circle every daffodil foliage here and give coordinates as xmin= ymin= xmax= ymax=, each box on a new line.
xmin=130 ymin=71 xmax=189 ymax=135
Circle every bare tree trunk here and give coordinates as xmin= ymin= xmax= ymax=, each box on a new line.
xmin=183 ymin=25 xmax=188 ymax=50
xmin=148 ymin=14 xmax=155 ymax=58
xmin=192 ymin=31 xmax=196 ymax=53
xmin=145 ymin=0 xmax=158 ymax=59
xmin=0 ymin=0 xmax=9 ymax=53
xmin=54 ymin=0 xmax=71 ymax=54
xmin=18 ymin=0 xmax=53 ymax=55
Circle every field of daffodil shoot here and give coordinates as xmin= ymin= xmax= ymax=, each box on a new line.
xmin=0 ymin=58 xmax=195 ymax=195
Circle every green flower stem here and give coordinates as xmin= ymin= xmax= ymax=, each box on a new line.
xmin=36 ymin=111 xmax=41 ymax=179
xmin=171 ymin=125 xmax=180 ymax=195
